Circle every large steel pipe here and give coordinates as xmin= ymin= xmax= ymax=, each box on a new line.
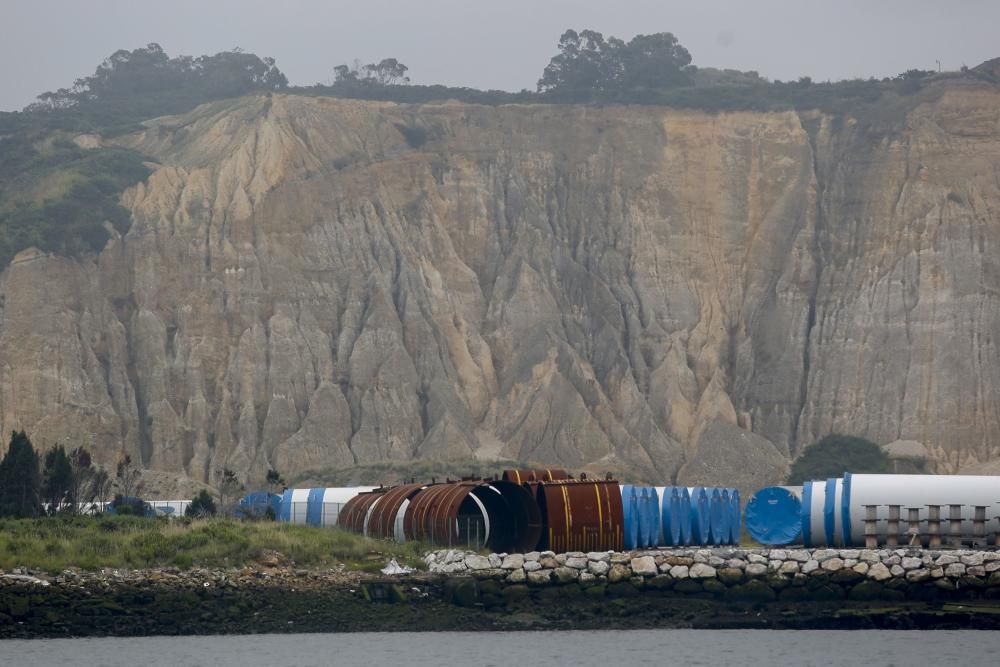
xmin=537 ymin=480 xmax=624 ymax=553
xmin=841 ymin=474 xmax=1000 ymax=547
xmin=365 ymin=483 xmax=430 ymax=541
xmin=727 ymin=489 xmax=742 ymax=545
xmin=745 ymin=486 xmax=802 ymax=545
xmin=403 ymin=480 xmax=542 ymax=553
xmin=688 ymin=487 xmax=711 ymax=545
xmin=709 ymin=488 xmax=729 ymax=545
xmin=338 ymin=490 xmax=385 ymax=534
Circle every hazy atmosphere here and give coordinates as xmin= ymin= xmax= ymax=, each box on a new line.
xmin=4 ymin=0 xmax=1000 ymax=111
xmin=7 ymin=0 xmax=1000 ymax=646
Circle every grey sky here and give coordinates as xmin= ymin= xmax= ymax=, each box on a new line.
xmin=3 ymin=0 xmax=998 ymax=111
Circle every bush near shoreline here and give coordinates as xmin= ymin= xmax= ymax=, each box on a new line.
xmin=0 ymin=515 xmax=428 ymax=573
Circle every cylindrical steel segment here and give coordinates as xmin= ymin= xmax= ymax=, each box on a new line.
xmin=365 ymin=483 xmax=429 ymax=540
xmin=843 ymin=474 xmax=1000 ymax=547
xmin=402 ymin=481 xmax=541 ymax=552
xmin=338 ymin=490 xmax=384 ymax=534
xmin=536 ymin=479 xmax=624 ymax=553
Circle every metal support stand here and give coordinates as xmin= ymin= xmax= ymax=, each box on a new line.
xmin=906 ymin=507 xmax=922 ymax=546
xmin=948 ymin=504 xmax=964 ymax=547
xmin=927 ymin=505 xmax=942 ymax=548
xmin=973 ymin=505 xmax=987 ymax=547
xmin=864 ymin=505 xmax=879 ymax=548
xmin=886 ymin=505 xmax=900 ymax=547
xmin=996 ymin=504 xmax=1000 ymax=548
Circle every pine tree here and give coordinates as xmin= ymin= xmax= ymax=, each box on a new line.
xmin=0 ymin=431 xmax=41 ymax=517
xmin=42 ymin=445 xmax=74 ymax=510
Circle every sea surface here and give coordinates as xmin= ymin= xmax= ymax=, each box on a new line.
xmin=4 ymin=629 xmax=999 ymax=666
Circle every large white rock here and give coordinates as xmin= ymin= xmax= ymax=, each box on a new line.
xmin=867 ymin=563 xmax=892 ymax=581
xmin=631 ymin=556 xmax=658 ymax=577
xmin=689 ymin=563 xmax=717 ymax=579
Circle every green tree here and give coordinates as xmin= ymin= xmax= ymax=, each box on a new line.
xmin=265 ymin=468 xmax=286 ymax=493
xmin=42 ymin=444 xmax=74 ymax=510
xmin=333 ymin=58 xmax=410 ymax=87
xmin=617 ymin=33 xmax=693 ymax=96
xmin=537 ymin=29 xmax=693 ymax=101
xmin=186 ymin=489 xmax=217 ymax=518
xmin=217 ymin=468 xmax=244 ymax=516
xmin=0 ymin=431 xmax=41 ymax=517
xmin=115 ymin=453 xmax=142 ymax=499
xmin=537 ymin=29 xmax=623 ymax=99
xmin=788 ymin=434 xmax=888 ymax=484
xmin=67 ymin=446 xmax=93 ymax=508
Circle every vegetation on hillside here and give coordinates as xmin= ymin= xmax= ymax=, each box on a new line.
xmin=787 ymin=434 xmax=889 ymax=484
xmin=2 ymin=32 xmax=994 ymax=276
xmin=306 ymin=27 xmax=970 ymax=115
xmin=0 ymin=43 xmax=288 ymax=268
xmin=0 ymin=515 xmax=428 ymax=573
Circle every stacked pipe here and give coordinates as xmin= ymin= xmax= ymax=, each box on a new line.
xmin=746 ymin=474 xmax=1000 ymax=547
xmin=621 ymin=485 xmax=741 ymax=547
xmin=272 ymin=477 xmax=741 ymax=551
xmin=330 ymin=471 xmax=623 ymax=553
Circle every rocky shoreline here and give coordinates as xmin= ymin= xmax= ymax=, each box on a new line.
xmin=3 ymin=547 xmax=1000 ymax=637
xmin=427 ymin=546 xmax=1000 ymax=600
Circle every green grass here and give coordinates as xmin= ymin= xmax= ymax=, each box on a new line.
xmin=0 ymin=515 xmax=430 ymax=574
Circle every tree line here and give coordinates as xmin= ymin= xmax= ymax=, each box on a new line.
xmin=0 ymin=430 xmax=285 ymax=519
xmin=0 ymin=431 xmax=112 ymax=518
xmin=0 ymin=31 xmax=974 ymax=282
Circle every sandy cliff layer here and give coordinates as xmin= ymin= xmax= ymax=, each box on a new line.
xmin=2 ymin=85 xmax=999 ymax=484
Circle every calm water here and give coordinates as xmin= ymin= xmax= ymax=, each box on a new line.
xmin=4 ymin=630 xmax=999 ymax=667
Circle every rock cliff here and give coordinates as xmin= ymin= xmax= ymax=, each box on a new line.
xmin=2 ymin=83 xmax=1000 ymax=485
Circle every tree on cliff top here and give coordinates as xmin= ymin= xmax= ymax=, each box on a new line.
xmin=334 ymin=58 xmax=411 ymax=87
xmin=29 ymin=43 xmax=287 ymax=112
xmin=0 ymin=431 xmax=41 ymax=518
xmin=537 ymin=29 xmax=693 ymax=101
xmin=787 ymin=434 xmax=888 ymax=484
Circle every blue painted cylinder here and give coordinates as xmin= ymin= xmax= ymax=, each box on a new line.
xmin=709 ymin=488 xmax=728 ymax=545
xmin=661 ymin=487 xmax=676 ymax=546
xmin=640 ymin=487 xmax=660 ymax=548
xmin=745 ymin=486 xmax=802 ymax=545
xmin=279 ymin=489 xmax=293 ymax=522
xmin=678 ymin=487 xmax=692 ymax=545
xmin=728 ymin=488 xmax=741 ymax=545
xmin=689 ymin=487 xmax=711 ymax=545
xmin=306 ymin=488 xmax=325 ymax=526
xmin=801 ymin=481 xmax=814 ymax=547
xmin=621 ymin=485 xmax=638 ymax=550
xmin=636 ymin=488 xmax=649 ymax=547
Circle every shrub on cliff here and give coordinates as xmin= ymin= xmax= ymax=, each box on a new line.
xmin=787 ymin=434 xmax=888 ymax=484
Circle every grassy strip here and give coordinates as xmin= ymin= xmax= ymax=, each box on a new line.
xmin=0 ymin=515 xmax=429 ymax=574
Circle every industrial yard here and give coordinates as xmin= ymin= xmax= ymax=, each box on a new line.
xmin=4 ymin=468 xmax=1000 ymax=636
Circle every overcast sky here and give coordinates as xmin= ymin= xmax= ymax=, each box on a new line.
xmin=3 ymin=0 xmax=999 ymax=111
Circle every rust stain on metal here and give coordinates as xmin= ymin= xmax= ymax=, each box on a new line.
xmin=403 ymin=480 xmax=543 ymax=552
xmin=537 ymin=479 xmax=623 ymax=553
xmin=337 ymin=490 xmax=384 ymax=534
xmin=365 ymin=483 xmax=430 ymax=540
xmin=404 ymin=482 xmax=479 ymax=548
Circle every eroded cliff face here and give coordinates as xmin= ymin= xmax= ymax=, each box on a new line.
xmin=2 ymin=85 xmax=999 ymax=485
